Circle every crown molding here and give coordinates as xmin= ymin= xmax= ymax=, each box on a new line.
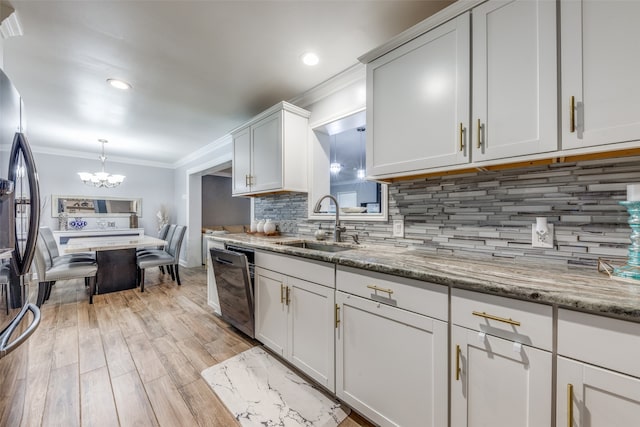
xmin=358 ymin=0 xmax=484 ymax=64
xmin=173 ymin=133 xmax=233 ymax=169
xmin=288 ymin=62 xmax=365 ymax=109
xmin=0 ymin=11 xmax=22 ymax=39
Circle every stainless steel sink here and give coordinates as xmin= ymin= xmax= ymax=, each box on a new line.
xmin=277 ymin=240 xmax=357 ymax=252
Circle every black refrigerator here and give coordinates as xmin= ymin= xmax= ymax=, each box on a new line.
xmin=0 ymin=67 xmax=41 ymax=425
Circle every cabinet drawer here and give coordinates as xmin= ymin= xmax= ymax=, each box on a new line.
xmin=451 ymin=288 xmax=553 ymax=351
xmin=255 ymin=250 xmax=335 ymax=288
xmin=558 ymin=309 xmax=640 ymax=378
xmin=336 ymin=266 xmax=447 ymax=320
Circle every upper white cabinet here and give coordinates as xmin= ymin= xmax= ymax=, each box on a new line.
xmin=367 ymin=12 xmax=470 ymax=176
xmin=365 ymin=0 xmax=557 ymax=179
xmin=561 ymin=0 xmax=640 ymax=150
xmin=472 ymin=0 xmax=557 ymax=162
xmin=232 ymin=101 xmax=310 ymax=196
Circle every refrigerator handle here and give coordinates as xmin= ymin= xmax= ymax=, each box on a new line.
xmin=0 ymin=302 xmax=41 ymax=359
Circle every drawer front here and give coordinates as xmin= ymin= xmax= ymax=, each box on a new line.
xmin=558 ymin=309 xmax=640 ymax=378
xmin=336 ymin=266 xmax=448 ymax=320
xmin=255 ymin=250 xmax=335 ymax=288
xmin=451 ymin=288 xmax=553 ymax=351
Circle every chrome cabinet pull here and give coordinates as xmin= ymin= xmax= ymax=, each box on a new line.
xmin=335 ymin=304 xmax=340 ymax=328
xmin=455 ymin=344 xmax=461 ymax=381
xmin=567 ymin=383 xmax=573 ymax=427
xmin=245 ymin=174 xmax=249 ymax=187
xmin=459 ymin=122 xmax=465 ymax=152
xmin=472 ymin=311 xmax=521 ymax=327
xmin=285 ymin=286 xmax=290 ymax=306
xmin=280 ymin=284 xmax=285 ymax=304
xmin=570 ymin=96 xmax=576 ymax=133
xmin=366 ymin=285 xmax=394 ymax=296
xmin=476 ymin=119 xmax=482 ymax=148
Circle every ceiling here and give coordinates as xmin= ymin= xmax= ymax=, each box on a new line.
xmin=2 ymin=0 xmax=452 ymax=167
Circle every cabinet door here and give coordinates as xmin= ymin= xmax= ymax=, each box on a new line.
xmin=561 ymin=0 xmax=640 ymax=149
xmin=472 ymin=0 xmax=557 ymax=161
xmin=287 ymin=277 xmax=335 ymax=392
xmin=232 ymin=126 xmax=252 ymax=195
xmin=336 ymin=292 xmax=447 ymax=427
xmin=451 ymin=325 xmax=552 ymax=427
xmin=254 ymin=267 xmax=287 ymax=356
xmin=251 ymin=112 xmax=282 ymax=193
xmin=557 ymin=356 xmax=640 ymax=427
xmin=367 ymin=13 xmax=470 ymax=177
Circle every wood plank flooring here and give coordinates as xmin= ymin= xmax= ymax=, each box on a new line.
xmin=4 ymin=265 xmax=372 ymax=427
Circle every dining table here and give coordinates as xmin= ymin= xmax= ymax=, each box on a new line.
xmin=65 ymin=235 xmax=167 ymax=295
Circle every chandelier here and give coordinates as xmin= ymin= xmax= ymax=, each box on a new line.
xmin=78 ymin=139 xmax=125 ymax=188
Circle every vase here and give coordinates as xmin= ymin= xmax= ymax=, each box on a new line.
xmin=264 ymin=219 xmax=276 ymax=234
xmin=69 ymin=217 xmax=87 ymax=230
xmin=613 ymin=201 xmax=640 ymax=280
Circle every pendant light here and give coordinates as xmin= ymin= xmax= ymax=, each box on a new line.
xmin=330 ymin=134 xmax=341 ymax=174
xmin=78 ymin=139 xmax=125 ymax=188
xmin=356 ymin=126 xmax=366 ymax=180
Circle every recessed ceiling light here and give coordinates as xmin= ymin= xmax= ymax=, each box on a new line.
xmin=107 ymin=78 xmax=132 ymax=90
xmin=301 ymin=52 xmax=319 ymax=66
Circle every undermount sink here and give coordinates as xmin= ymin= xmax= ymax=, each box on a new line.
xmin=277 ymin=240 xmax=357 ymax=253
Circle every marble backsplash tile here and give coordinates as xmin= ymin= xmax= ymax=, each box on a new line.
xmin=254 ymin=156 xmax=640 ymax=267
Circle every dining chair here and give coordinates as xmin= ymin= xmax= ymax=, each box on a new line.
xmin=136 ymin=225 xmax=186 ymax=292
xmin=136 ymin=223 xmax=172 ymax=273
xmin=39 ymin=226 xmax=95 ymax=265
xmin=0 ymin=262 xmax=10 ymax=314
xmin=33 ymin=235 xmax=98 ymax=305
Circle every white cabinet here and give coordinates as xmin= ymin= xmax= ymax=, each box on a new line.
xmin=471 ymin=0 xmax=557 ymax=162
xmin=231 ymin=101 xmax=310 ymax=196
xmin=557 ymin=309 xmax=640 ymax=426
xmin=450 ymin=289 xmax=553 ymax=427
xmin=205 ymin=237 xmax=225 ymax=314
xmin=366 ymin=12 xmax=470 ymax=176
xmin=335 ymin=267 xmax=448 ymax=427
xmin=366 ymin=0 xmax=557 ymax=179
xmin=561 ymin=0 xmax=640 ymax=150
xmin=254 ymin=253 xmax=335 ymax=391
xmin=557 ymin=357 xmax=640 ymax=427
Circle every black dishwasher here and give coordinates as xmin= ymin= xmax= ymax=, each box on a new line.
xmin=209 ymin=245 xmax=255 ymax=338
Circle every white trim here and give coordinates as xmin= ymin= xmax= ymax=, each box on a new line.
xmin=289 ymin=63 xmax=366 ymax=109
xmin=358 ymin=0 xmax=486 ymax=64
xmin=0 ymin=11 xmax=22 ymax=39
xmin=174 ymin=134 xmax=233 ymax=169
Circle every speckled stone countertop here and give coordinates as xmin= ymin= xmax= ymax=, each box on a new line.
xmin=205 ymin=234 xmax=640 ymax=322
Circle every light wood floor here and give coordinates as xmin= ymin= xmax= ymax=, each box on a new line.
xmin=8 ymin=265 xmax=372 ymax=427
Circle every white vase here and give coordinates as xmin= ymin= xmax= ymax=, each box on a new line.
xmin=256 ymin=219 xmax=265 ymax=233
xmin=250 ymin=220 xmax=258 ymax=233
xmin=264 ymin=219 xmax=276 ymax=234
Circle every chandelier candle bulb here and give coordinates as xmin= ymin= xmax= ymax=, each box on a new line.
xmin=627 ymin=184 xmax=640 ymax=201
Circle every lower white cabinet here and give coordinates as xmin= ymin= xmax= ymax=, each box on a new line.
xmin=450 ymin=288 xmax=553 ymax=427
xmin=450 ymin=325 xmax=552 ymax=427
xmin=335 ymin=291 xmax=448 ymax=427
xmin=557 ymin=309 xmax=640 ymax=425
xmin=254 ymin=266 xmax=335 ymax=391
xmin=557 ymin=356 xmax=640 ymax=427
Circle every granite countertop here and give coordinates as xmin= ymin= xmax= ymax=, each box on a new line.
xmin=205 ymin=233 xmax=640 ymax=322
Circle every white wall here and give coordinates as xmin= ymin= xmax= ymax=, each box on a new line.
xmin=34 ymin=151 xmax=174 ymax=236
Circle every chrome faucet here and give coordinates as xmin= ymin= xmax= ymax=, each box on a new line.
xmin=313 ymin=194 xmax=346 ymax=242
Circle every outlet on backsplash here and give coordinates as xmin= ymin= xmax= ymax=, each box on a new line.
xmin=393 ymin=219 xmax=404 ymax=238
xmin=532 ymin=217 xmax=554 ymax=249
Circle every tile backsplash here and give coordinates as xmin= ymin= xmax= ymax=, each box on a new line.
xmin=254 ymin=156 xmax=640 ymax=268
